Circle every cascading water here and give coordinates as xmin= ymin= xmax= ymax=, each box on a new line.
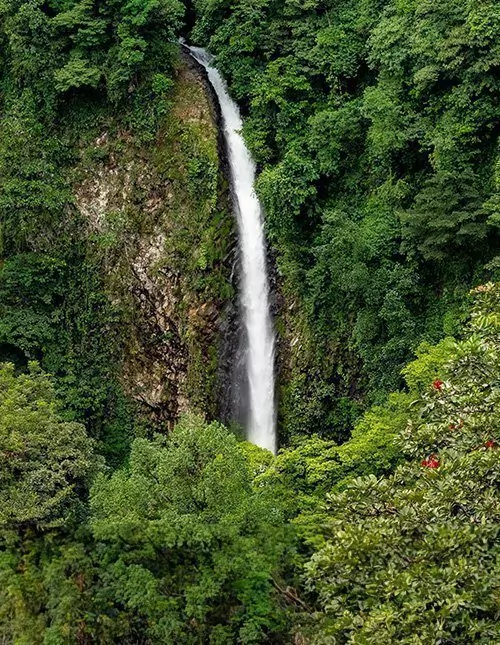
xmin=187 ymin=45 xmax=276 ymax=453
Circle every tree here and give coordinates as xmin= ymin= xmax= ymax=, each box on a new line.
xmin=401 ymin=169 xmax=492 ymax=261
xmin=301 ymin=284 xmax=500 ymax=643
xmin=0 ymin=362 xmax=100 ymax=531
xmin=89 ymin=415 xmax=289 ymax=644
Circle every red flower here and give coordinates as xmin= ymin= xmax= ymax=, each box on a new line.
xmin=485 ymin=440 xmax=496 ymax=449
xmin=432 ymin=379 xmax=444 ymax=391
xmin=421 ymin=455 xmax=440 ymax=469
xmin=449 ymin=423 xmax=456 ymax=430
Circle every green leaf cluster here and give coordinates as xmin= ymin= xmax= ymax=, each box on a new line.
xmin=1 ymin=0 xmax=183 ymax=109
xmin=89 ymin=414 xmax=288 ymax=643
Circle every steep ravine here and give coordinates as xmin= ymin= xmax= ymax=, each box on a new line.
xmin=73 ymin=56 xmax=239 ymax=431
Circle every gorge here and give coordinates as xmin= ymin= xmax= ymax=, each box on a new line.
xmin=0 ymin=0 xmax=499 ymax=642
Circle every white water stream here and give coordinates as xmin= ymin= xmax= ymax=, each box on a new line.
xmin=187 ymin=46 xmax=276 ymax=453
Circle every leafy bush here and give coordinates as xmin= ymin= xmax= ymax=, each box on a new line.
xmin=265 ymin=331 xmax=459 ymax=527
xmin=1 ymin=0 xmax=183 ymax=108
xmin=0 ymin=415 xmax=290 ymax=644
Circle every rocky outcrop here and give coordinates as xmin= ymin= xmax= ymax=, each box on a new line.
xmin=73 ymin=59 xmax=237 ymax=430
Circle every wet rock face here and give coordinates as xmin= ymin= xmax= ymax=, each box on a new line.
xmin=73 ymin=59 xmax=238 ymax=430
xmin=122 ymin=233 xmax=190 ymax=427
xmin=182 ymin=47 xmax=244 ymax=430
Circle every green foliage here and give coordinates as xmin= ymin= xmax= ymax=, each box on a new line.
xmin=0 ymin=1 xmax=285 ymax=641
xmin=0 ymin=246 xmax=137 ymax=465
xmin=301 ymin=283 xmax=500 ymax=643
xmin=89 ymin=414 xmax=288 ymax=643
xmin=266 ymin=330 xmax=458 ymax=532
xmin=0 ymin=362 xmax=100 ymax=530
xmin=2 ymin=289 xmax=498 ymax=644
xmin=2 ymin=0 xmax=500 ymax=641
xmin=191 ymin=0 xmax=500 ymax=434
xmin=0 ymin=0 xmax=186 ymax=462
xmin=269 ymin=396 xmax=406 ymax=523
xmin=401 ymin=169 xmax=493 ymax=261
xmin=1 ymin=0 xmax=183 ymax=109
xmin=0 ymin=527 xmax=154 ymax=643
xmin=0 ymin=416 xmax=290 ymax=644
xmin=0 ymin=105 xmax=72 ymax=254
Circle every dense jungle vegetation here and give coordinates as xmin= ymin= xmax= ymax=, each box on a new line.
xmin=190 ymin=0 xmax=500 ymax=439
xmin=1 ymin=0 xmax=500 ymax=642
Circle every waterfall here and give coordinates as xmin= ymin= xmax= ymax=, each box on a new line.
xmin=187 ymin=45 xmax=276 ymax=454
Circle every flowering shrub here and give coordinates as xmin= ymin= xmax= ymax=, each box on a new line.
xmin=431 ymin=379 xmax=444 ymax=390
xmin=302 ymin=284 xmax=500 ymax=643
xmin=421 ymin=454 xmax=440 ymax=469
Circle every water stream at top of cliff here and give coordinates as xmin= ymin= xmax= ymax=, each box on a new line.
xmin=186 ymin=45 xmax=276 ymax=454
